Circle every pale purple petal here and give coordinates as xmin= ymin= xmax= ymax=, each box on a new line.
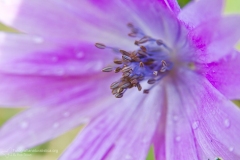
xmin=178 ymin=0 xmax=224 ymax=28
xmin=0 ymin=91 xmax=116 ymax=154
xmin=189 ymin=16 xmax=240 ymax=63
xmin=197 ymin=50 xmax=240 ymax=100
xmin=166 ymin=70 xmax=240 ymax=159
xmin=0 ymin=0 xmax=131 ymax=43
xmin=0 ymin=72 xmax=114 ymax=107
xmin=60 ymin=88 xmax=163 ymax=160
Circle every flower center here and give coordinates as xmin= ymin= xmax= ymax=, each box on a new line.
xmin=95 ymin=23 xmax=174 ymax=98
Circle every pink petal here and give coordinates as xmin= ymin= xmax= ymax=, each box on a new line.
xmin=0 ymin=33 xmax=129 ymax=76
xmin=189 ymin=16 xmax=240 ymax=63
xmin=0 ymin=90 xmax=116 ymax=154
xmin=178 ymin=0 xmax=224 ymax=28
xmin=60 ymin=88 xmax=163 ymax=160
xmin=0 ymin=0 xmax=131 ymax=43
xmin=160 ymin=70 xmax=240 ymax=159
xmin=197 ymin=50 xmax=240 ymax=100
xmin=0 ymin=72 xmax=114 ymax=107
xmin=0 ymin=1 xmax=184 ymax=48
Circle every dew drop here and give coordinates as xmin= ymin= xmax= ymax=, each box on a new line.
xmin=20 ymin=121 xmax=29 ymax=129
xmin=125 ymin=154 xmax=133 ymax=160
xmin=224 ymin=119 xmax=230 ymax=128
xmin=53 ymin=123 xmax=59 ymax=128
xmin=33 ymin=37 xmax=44 ymax=44
xmin=173 ymin=115 xmax=178 ymax=122
xmin=51 ymin=56 xmax=58 ymax=62
xmin=175 ymin=136 xmax=181 ymax=142
xmin=63 ymin=112 xmax=70 ymax=117
xmin=141 ymin=138 xmax=148 ymax=144
xmin=55 ymin=69 xmax=64 ymax=75
xmin=192 ymin=121 xmax=199 ymax=130
xmin=229 ymin=147 xmax=234 ymax=152
xmin=76 ymin=51 xmax=84 ymax=58
xmin=16 ymin=146 xmax=25 ymax=152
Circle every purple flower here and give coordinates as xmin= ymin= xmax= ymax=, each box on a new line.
xmin=0 ymin=0 xmax=240 ymax=159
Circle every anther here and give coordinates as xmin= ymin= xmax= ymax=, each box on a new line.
xmin=136 ymin=83 xmax=142 ymax=91
xmin=95 ymin=43 xmax=106 ymax=49
xmin=102 ymin=66 xmax=113 ymax=72
xmin=115 ymin=92 xmax=123 ymax=98
xmin=143 ymin=89 xmax=150 ymax=94
xmin=156 ymin=40 xmax=163 ymax=46
xmin=147 ymin=79 xmax=156 ymax=84
xmin=122 ymin=55 xmax=132 ymax=61
xmin=121 ymin=82 xmax=131 ymax=89
xmin=117 ymin=87 xmax=124 ymax=93
xmin=153 ymin=71 xmax=158 ymax=76
xmin=139 ymin=62 xmax=144 ymax=67
xmin=114 ymin=59 xmax=123 ymax=64
xmin=123 ymin=72 xmax=130 ymax=77
xmin=131 ymin=79 xmax=138 ymax=85
xmin=122 ymin=66 xmax=132 ymax=72
xmin=140 ymin=46 xmax=147 ymax=52
xmin=115 ymin=67 xmax=122 ymax=73
xmin=138 ymin=36 xmax=149 ymax=44
xmin=128 ymin=33 xmax=137 ymax=37
xmin=110 ymin=82 xmax=119 ymax=89
xmin=120 ymin=50 xmax=131 ymax=56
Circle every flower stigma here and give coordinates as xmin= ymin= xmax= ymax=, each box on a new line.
xmin=95 ymin=23 xmax=176 ymax=98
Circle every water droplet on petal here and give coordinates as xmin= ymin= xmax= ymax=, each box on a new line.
xmin=224 ymin=119 xmax=230 ymax=128
xmin=192 ymin=121 xmax=199 ymax=130
xmin=55 ymin=69 xmax=64 ymax=75
xmin=16 ymin=146 xmax=25 ymax=152
xmin=53 ymin=123 xmax=59 ymax=128
xmin=229 ymin=147 xmax=234 ymax=152
xmin=125 ymin=154 xmax=133 ymax=160
xmin=33 ymin=37 xmax=44 ymax=44
xmin=173 ymin=115 xmax=178 ymax=122
xmin=76 ymin=52 xmax=84 ymax=58
xmin=175 ymin=136 xmax=181 ymax=142
xmin=63 ymin=112 xmax=70 ymax=117
xmin=20 ymin=121 xmax=29 ymax=129
xmin=52 ymin=56 xmax=58 ymax=62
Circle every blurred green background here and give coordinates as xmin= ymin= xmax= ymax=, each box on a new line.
xmin=0 ymin=0 xmax=240 ymax=159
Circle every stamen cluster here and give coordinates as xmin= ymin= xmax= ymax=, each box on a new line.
xmin=95 ymin=23 xmax=173 ymax=98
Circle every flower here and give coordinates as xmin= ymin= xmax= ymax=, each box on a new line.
xmin=0 ymin=0 xmax=240 ymax=159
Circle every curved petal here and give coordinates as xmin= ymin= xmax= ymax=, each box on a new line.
xmin=0 ymin=0 xmax=184 ymax=47
xmin=159 ymin=0 xmax=181 ymax=15
xmin=0 ymin=71 xmax=114 ymax=107
xmin=0 ymin=0 xmax=132 ymax=43
xmin=197 ymin=50 xmax=240 ymax=100
xmin=0 ymin=90 xmax=119 ymax=154
xmin=169 ymin=70 xmax=240 ymax=159
xmin=0 ymin=33 xmax=135 ymax=76
xmin=60 ymin=88 xmax=163 ymax=160
xmin=189 ymin=16 xmax=240 ymax=63
xmin=178 ymin=0 xmax=224 ymax=28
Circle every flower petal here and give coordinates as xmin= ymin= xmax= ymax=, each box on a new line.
xmin=0 ymin=74 xmax=121 ymax=153
xmin=197 ymin=50 xmax=240 ymax=100
xmin=178 ymin=0 xmax=224 ymax=28
xmin=0 ymin=0 xmax=131 ymax=43
xmin=189 ymin=16 xmax=240 ymax=63
xmin=0 ymin=71 xmax=114 ymax=107
xmin=60 ymin=88 xmax=163 ymax=160
xmin=0 ymin=91 xmax=117 ymax=154
xmin=166 ymin=70 xmax=240 ymax=159
xmin=0 ymin=33 xmax=131 ymax=76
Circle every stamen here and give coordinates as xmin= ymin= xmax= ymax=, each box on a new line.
xmin=102 ymin=66 xmax=113 ymax=72
xmin=95 ymin=43 xmax=106 ymax=49
xmin=96 ymin=23 xmax=174 ymax=98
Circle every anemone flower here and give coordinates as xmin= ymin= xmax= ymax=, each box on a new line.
xmin=0 ymin=0 xmax=240 ymax=159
